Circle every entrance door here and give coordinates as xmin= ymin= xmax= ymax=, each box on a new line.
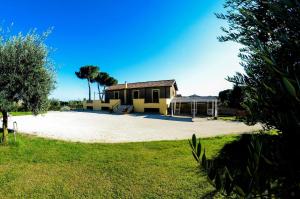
xmin=152 ymin=89 xmax=159 ymax=103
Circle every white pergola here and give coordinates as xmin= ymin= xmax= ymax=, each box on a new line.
xmin=170 ymin=96 xmax=218 ymax=118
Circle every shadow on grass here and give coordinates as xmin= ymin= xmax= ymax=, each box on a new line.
xmin=202 ymin=133 xmax=300 ymax=198
xmin=0 ymin=128 xmax=15 ymax=133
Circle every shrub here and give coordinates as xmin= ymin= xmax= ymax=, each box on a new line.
xmin=60 ymin=106 xmax=70 ymax=111
xmin=49 ymin=99 xmax=61 ymax=111
xmin=189 ymin=134 xmax=300 ymax=198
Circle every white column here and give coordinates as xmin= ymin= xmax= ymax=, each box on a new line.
xmin=212 ymin=100 xmax=214 ymax=116
xmin=193 ymin=101 xmax=196 ymax=118
xmin=215 ymin=100 xmax=218 ymax=117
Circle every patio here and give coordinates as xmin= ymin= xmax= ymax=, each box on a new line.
xmin=6 ymin=111 xmax=262 ymax=143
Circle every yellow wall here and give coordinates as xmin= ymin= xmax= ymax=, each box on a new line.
xmin=83 ymin=99 xmax=120 ymax=110
xmin=133 ymin=98 xmax=171 ymax=115
xmin=83 ymin=96 xmax=173 ymax=115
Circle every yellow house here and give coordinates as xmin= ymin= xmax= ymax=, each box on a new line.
xmin=83 ymin=79 xmax=178 ymax=115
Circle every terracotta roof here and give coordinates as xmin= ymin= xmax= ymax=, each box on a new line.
xmin=106 ymin=79 xmax=178 ymax=91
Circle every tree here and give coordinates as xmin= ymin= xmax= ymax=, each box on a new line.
xmin=91 ymin=72 xmax=118 ymax=101
xmin=75 ymin=66 xmax=99 ymax=101
xmin=0 ymin=30 xmax=55 ymax=144
xmin=218 ymin=89 xmax=231 ymax=105
xmin=216 ymin=0 xmax=300 ymax=138
xmin=49 ymin=99 xmax=61 ymax=111
xmin=192 ymin=0 xmax=300 ymax=197
xmin=218 ymin=85 xmax=244 ymax=109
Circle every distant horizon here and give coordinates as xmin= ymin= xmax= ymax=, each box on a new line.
xmin=0 ymin=0 xmax=243 ymax=101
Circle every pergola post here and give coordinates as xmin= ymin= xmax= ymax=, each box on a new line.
xmin=192 ymin=100 xmax=195 ymax=118
xmin=212 ymin=100 xmax=214 ymax=116
xmin=171 ymin=102 xmax=174 ymax=117
xmin=214 ymin=100 xmax=218 ymax=117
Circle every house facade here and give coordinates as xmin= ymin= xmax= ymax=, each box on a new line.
xmin=83 ymin=79 xmax=178 ymax=115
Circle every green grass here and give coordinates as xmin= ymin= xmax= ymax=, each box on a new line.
xmin=9 ymin=112 xmax=32 ymax=116
xmin=0 ymin=112 xmax=32 ymax=117
xmin=0 ymin=134 xmax=237 ymax=199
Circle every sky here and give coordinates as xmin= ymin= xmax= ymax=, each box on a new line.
xmin=0 ymin=0 xmax=243 ymax=101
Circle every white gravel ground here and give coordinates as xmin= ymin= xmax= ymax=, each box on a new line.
xmin=7 ymin=111 xmax=262 ymax=143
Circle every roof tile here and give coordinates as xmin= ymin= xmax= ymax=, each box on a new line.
xmin=106 ymin=79 xmax=177 ymax=91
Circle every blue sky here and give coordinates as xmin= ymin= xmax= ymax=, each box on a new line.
xmin=0 ymin=0 xmax=242 ymax=100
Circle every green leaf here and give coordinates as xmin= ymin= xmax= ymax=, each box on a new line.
xmin=262 ymin=55 xmax=274 ymax=66
xmin=201 ymin=149 xmax=207 ymax=167
xmin=283 ymin=77 xmax=297 ymax=98
xmin=196 ymin=140 xmax=201 ymax=158
xmin=234 ymin=185 xmax=245 ymax=197
xmin=261 ymin=154 xmax=273 ymax=165
xmin=192 ymin=151 xmax=199 ymax=162
xmin=192 ymin=134 xmax=197 ymax=148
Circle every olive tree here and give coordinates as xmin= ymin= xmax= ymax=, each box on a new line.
xmin=0 ymin=30 xmax=55 ymax=144
xmin=217 ymin=0 xmax=300 ymax=139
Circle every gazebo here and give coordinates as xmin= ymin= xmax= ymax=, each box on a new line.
xmin=170 ymin=95 xmax=218 ymax=118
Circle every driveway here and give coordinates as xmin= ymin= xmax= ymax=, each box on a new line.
xmin=7 ymin=111 xmax=262 ymax=143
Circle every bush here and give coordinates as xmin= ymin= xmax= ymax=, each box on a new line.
xmin=49 ymin=99 xmax=61 ymax=111
xmin=189 ymin=134 xmax=300 ymax=198
xmin=60 ymin=106 xmax=70 ymax=111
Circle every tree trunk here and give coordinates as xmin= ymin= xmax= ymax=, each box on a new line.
xmin=102 ymin=86 xmax=106 ymax=102
xmin=1 ymin=111 xmax=8 ymax=144
xmin=97 ymin=83 xmax=102 ymax=101
xmin=88 ymin=79 xmax=91 ymax=101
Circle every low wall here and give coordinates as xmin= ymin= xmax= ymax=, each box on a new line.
xmin=83 ymin=98 xmax=170 ymax=115
xmin=83 ymin=99 xmax=120 ymax=110
xmin=133 ymin=98 xmax=171 ymax=115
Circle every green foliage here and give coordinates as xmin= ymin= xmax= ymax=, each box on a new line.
xmin=189 ymin=133 xmax=300 ymax=198
xmin=0 ymin=28 xmax=55 ymax=143
xmin=75 ymin=65 xmax=99 ymax=101
xmin=0 ymin=29 xmax=55 ymax=114
xmin=219 ymin=85 xmax=244 ymax=109
xmin=91 ymin=71 xmax=118 ymax=101
xmin=213 ymin=1 xmax=300 ymax=197
xmin=217 ymin=0 xmax=300 ymax=136
xmin=67 ymin=100 xmax=83 ymax=109
xmin=60 ymin=106 xmax=70 ymax=111
xmin=49 ymin=99 xmax=61 ymax=111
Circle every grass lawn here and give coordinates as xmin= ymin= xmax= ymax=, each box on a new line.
xmin=0 ymin=134 xmax=237 ymax=198
xmin=0 ymin=112 xmax=32 ymax=117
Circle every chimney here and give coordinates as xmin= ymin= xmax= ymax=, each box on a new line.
xmin=125 ymin=81 xmax=128 ymax=89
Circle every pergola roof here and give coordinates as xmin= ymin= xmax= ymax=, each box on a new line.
xmin=171 ymin=95 xmax=218 ymax=103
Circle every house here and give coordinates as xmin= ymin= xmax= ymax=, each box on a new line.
xmin=83 ymin=79 xmax=219 ymax=117
xmin=83 ymin=79 xmax=178 ymax=115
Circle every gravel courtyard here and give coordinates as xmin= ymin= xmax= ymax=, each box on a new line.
xmin=8 ymin=111 xmax=262 ymax=143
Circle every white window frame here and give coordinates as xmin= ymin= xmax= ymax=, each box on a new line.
xmin=114 ymin=91 xmax=120 ymax=99
xmin=152 ymin=89 xmax=160 ymax=103
xmin=132 ymin=90 xmax=139 ymax=99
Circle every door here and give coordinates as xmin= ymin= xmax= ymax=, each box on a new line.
xmin=152 ymin=89 xmax=159 ymax=103
xmin=133 ymin=90 xmax=139 ymax=99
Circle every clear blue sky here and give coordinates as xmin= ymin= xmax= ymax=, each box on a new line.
xmin=0 ymin=0 xmax=242 ymax=100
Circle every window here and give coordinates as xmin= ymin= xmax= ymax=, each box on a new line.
xmin=133 ymin=90 xmax=139 ymax=99
xmin=114 ymin=91 xmax=119 ymax=99
xmin=152 ymin=89 xmax=159 ymax=103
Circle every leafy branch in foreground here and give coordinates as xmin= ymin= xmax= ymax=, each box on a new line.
xmin=189 ymin=134 xmax=279 ymax=198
